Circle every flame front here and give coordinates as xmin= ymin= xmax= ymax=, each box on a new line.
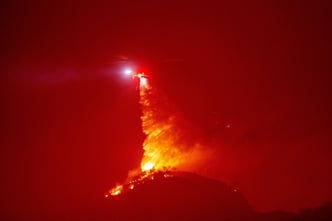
xmin=139 ymin=78 xmax=190 ymax=171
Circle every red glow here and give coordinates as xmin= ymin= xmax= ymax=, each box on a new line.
xmin=2 ymin=2 xmax=332 ymax=219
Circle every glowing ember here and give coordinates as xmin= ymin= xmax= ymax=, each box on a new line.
xmin=110 ymin=185 xmax=123 ymax=196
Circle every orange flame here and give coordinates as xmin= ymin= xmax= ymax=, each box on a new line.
xmin=139 ymin=78 xmax=207 ymax=172
xmin=139 ymin=79 xmax=182 ymax=171
xmin=110 ymin=184 xmax=123 ymax=196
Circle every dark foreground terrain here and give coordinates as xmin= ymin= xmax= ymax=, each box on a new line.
xmin=3 ymin=172 xmax=332 ymax=221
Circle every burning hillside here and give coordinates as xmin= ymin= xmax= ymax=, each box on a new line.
xmin=107 ymin=71 xmax=209 ymax=197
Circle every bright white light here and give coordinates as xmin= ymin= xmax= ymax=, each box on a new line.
xmin=124 ymin=69 xmax=132 ymax=75
xmin=140 ymin=77 xmax=148 ymax=88
xmin=142 ymin=162 xmax=154 ymax=171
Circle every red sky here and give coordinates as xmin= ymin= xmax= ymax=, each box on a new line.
xmin=2 ymin=0 xmax=332 ymax=218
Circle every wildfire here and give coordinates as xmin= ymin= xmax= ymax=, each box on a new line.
xmin=107 ymin=169 xmax=174 ymax=197
xmin=139 ymin=77 xmax=190 ymax=172
xmin=106 ymin=72 xmax=208 ymax=198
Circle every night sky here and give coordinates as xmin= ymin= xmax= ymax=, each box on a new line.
xmin=2 ymin=0 xmax=332 ymax=219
